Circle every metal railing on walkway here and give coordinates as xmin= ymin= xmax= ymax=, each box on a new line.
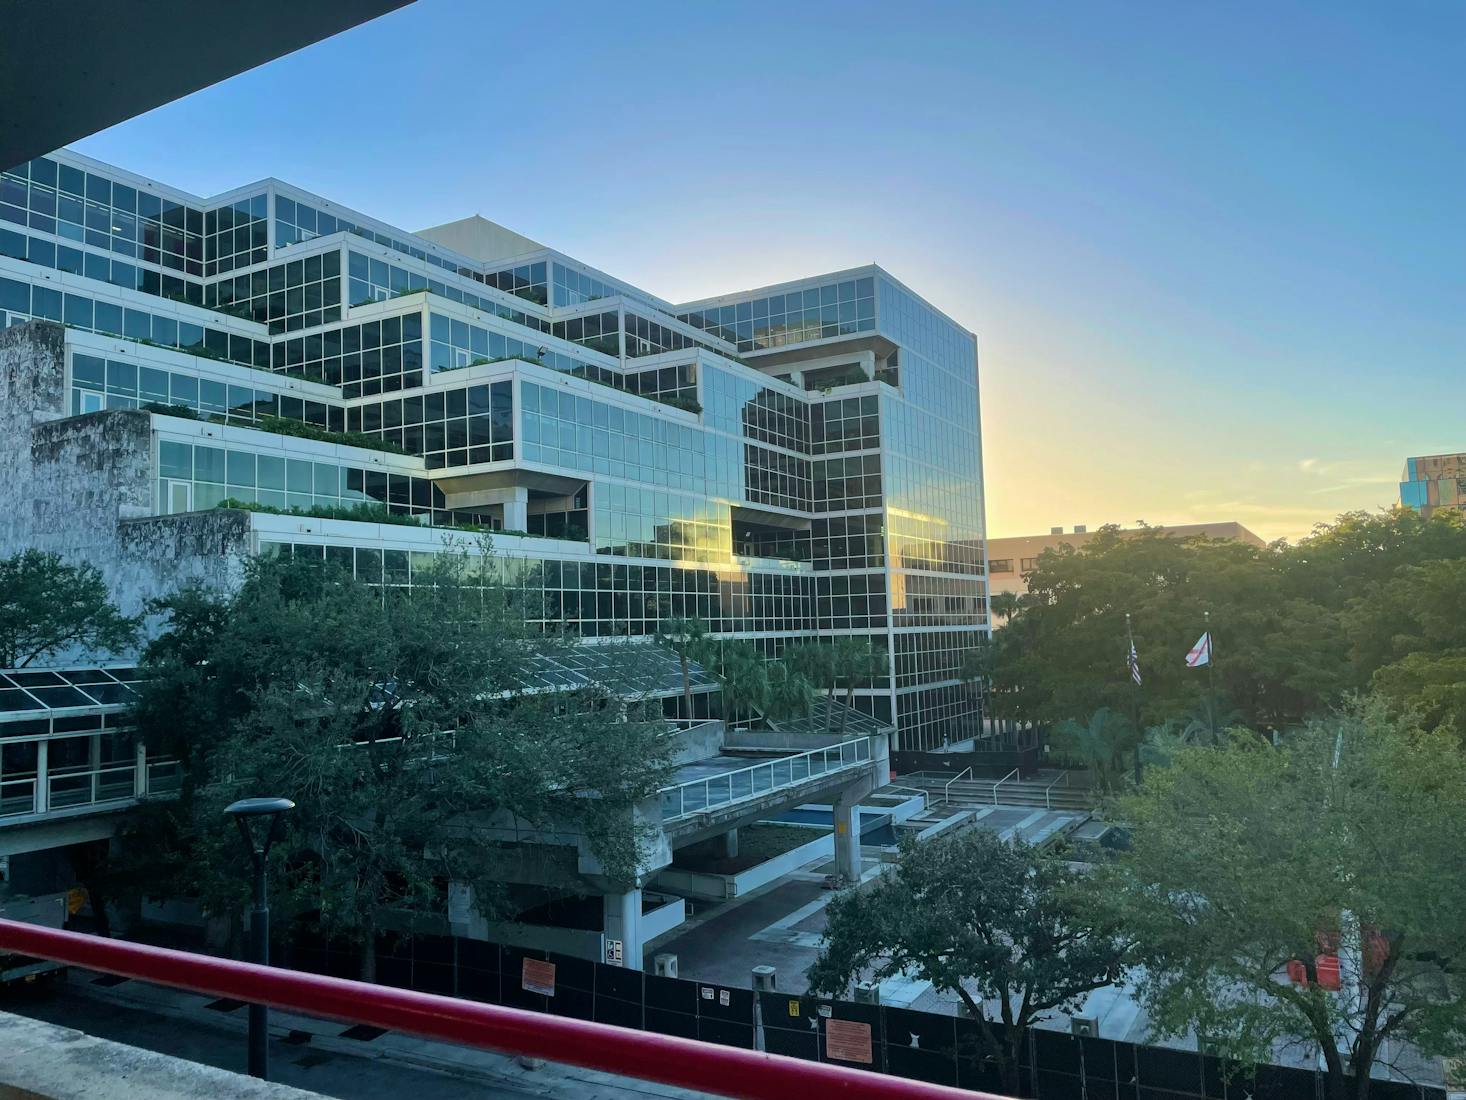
xmin=0 ymin=919 xmax=1008 ymax=1100
xmin=659 ymin=737 xmax=872 ymax=822
xmin=0 ymin=757 xmax=180 ymax=821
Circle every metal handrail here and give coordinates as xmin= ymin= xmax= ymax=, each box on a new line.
xmin=1043 ymin=770 xmax=1069 ymax=810
xmin=659 ymin=737 xmax=871 ymax=822
xmin=0 ymin=919 xmax=1007 ymax=1100
xmin=990 ymin=768 xmax=1019 ymax=805
xmin=942 ymin=767 xmax=972 ymax=806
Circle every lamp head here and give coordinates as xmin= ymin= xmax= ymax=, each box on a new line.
xmin=224 ymin=797 xmax=296 ymax=818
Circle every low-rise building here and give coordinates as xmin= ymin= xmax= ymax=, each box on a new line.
xmin=985 ymin=522 xmax=1265 ymax=605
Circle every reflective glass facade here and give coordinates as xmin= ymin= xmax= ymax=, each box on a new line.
xmin=5 ymin=147 xmax=988 ymax=750
xmin=1400 ymin=454 xmax=1466 ymax=519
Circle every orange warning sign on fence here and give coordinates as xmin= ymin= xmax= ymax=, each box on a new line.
xmin=521 ymin=957 xmax=556 ymax=997
xmin=825 ymin=1018 xmax=873 ymax=1064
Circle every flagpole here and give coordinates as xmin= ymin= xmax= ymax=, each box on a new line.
xmin=1127 ymin=612 xmax=1142 ymax=785
xmin=1205 ymin=609 xmax=1217 ymax=737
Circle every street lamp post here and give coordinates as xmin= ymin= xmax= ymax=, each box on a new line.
xmin=223 ymin=797 xmax=295 ymax=1080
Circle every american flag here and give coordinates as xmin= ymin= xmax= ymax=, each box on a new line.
xmin=1127 ymin=639 xmax=1142 ymax=686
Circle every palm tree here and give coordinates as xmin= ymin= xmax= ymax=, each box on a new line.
xmin=656 ymin=617 xmax=707 ymax=719
xmin=765 ymin=661 xmax=818 ymax=722
xmin=785 ymin=642 xmax=838 ymax=728
xmin=716 ymin=644 xmax=771 ymax=726
xmin=989 ymin=591 xmax=1021 ymax=625
xmin=829 ymin=638 xmax=885 ymax=735
xmin=1051 ymin=707 xmax=1138 ymax=789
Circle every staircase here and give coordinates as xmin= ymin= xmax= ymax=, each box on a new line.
xmin=902 ymin=770 xmax=1095 ymax=813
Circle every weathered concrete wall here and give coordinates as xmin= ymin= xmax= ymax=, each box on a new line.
xmin=0 ymin=322 xmax=253 ymax=645
xmin=0 ymin=320 xmax=68 ymax=554
xmin=116 ymin=511 xmax=252 ymax=618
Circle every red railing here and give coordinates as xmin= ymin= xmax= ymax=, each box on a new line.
xmin=0 ymin=918 xmax=1009 ymax=1100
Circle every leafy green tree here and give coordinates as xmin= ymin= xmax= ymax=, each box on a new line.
xmin=1282 ymin=508 xmax=1466 ymax=611
xmin=0 ymin=550 xmax=139 ymax=667
xmin=992 ymin=512 xmax=1466 ymax=734
xmin=1345 ymin=557 xmax=1466 ymax=732
xmin=809 ymin=829 xmax=1128 ymax=1095
xmin=126 ymin=552 xmax=671 ymax=979
xmin=1103 ymin=699 xmax=1466 ymax=1100
xmin=1370 ymin=653 xmax=1466 ymax=735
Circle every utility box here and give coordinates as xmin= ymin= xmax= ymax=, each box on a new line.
xmin=653 ymin=954 xmax=678 ymax=979
xmin=752 ymin=965 xmax=777 ymax=991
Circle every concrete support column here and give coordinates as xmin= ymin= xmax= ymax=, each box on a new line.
xmin=603 ymin=888 xmax=643 ymax=970
xmin=34 ymin=740 xmax=48 ymax=815
xmin=134 ymin=742 xmax=148 ymax=798
xmin=502 ymin=486 xmax=529 ymax=532
xmin=720 ymin=828 xmax=739 ymax=860
xmin=833 ymin=791 xmax=861 ymax=882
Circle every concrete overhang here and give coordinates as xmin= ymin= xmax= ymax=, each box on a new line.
xmin=730 ymin=505 xmax=811 ymax=532
xmin=743 ymin=333 xmax=897 ymax=372
xmin=1 ymin=1 xmax=413 ymax=169
xmin=432 ymin=467 xmax=585 ymax=501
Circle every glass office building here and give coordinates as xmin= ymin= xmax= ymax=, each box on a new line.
xmin=1399 ymin=454 xmax=1466 ymax=519
xmin=0 ymin=148 xmax=988 ymax=750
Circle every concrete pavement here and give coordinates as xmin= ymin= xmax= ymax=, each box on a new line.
xmin=3 ymin=969 xmax=716 ymax=1100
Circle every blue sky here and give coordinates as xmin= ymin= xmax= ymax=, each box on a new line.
xmin=74 ymin=0 xmax=1466 ymax=539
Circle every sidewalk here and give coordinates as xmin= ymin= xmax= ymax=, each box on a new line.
xmin=40 ymin=966 xmax=717 ymax=1100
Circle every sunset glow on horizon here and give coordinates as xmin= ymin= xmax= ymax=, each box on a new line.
xmin=70 ymin=0 xmax=1464 ymax=543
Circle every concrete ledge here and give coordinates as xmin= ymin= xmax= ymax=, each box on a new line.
xmin=654 ymin=831 xmax=834 ymax=900
xmin=0 ymin=1011 xmax=326 ymax=1099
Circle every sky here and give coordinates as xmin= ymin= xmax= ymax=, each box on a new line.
xmin=72 ymin=0 xmax=1466 ymax=542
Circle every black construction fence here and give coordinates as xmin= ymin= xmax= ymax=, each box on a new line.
xmin=280 ymin=930 xmax=1443 ymax=1100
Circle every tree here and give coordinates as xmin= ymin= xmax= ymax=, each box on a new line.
xmin=785 ymin=640 xmax=836 ymax=708
xmin=809 ymin=829 xmax=1128 ymax=1095
xmin=0 ymin=550 xmax=138 ymax=667
xmin=1049 ymin=707 xmax=1139 ymax=789
xmin=764 ymin=660 xmax=818 ymax=722
xmin=655 ymin=616 xmax=707 ymax=719
xmin=709 ymin=640 xmax=770 ymax=725
xmin=1103 ymin=699 xmax=1466 ymax=1100
xmin=1346 ymin=557 xmax=1466 ymax=732
xmin=989 ymin=591 xmax=1021 ymax=625
xmin=126 ymin=552 xmax=672 ymax=979
xmin=991 ymin=512 xmax=1466 ymax=735
xmin=828 ymin=637 xmax=886 ymax=735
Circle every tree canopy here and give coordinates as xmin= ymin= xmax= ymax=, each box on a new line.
xmin=1102 ymin=698 xmax=1466 ymax=1100
xmin=0 ymin=549 xmax=139 ymax=668
xmin=122 ymin=551 xmax=672 ymax=977
xmin=993 ymin=510 xmax=1466 ymax=733
xmin=808 ymin=829 xmax=1127 ymax=1094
